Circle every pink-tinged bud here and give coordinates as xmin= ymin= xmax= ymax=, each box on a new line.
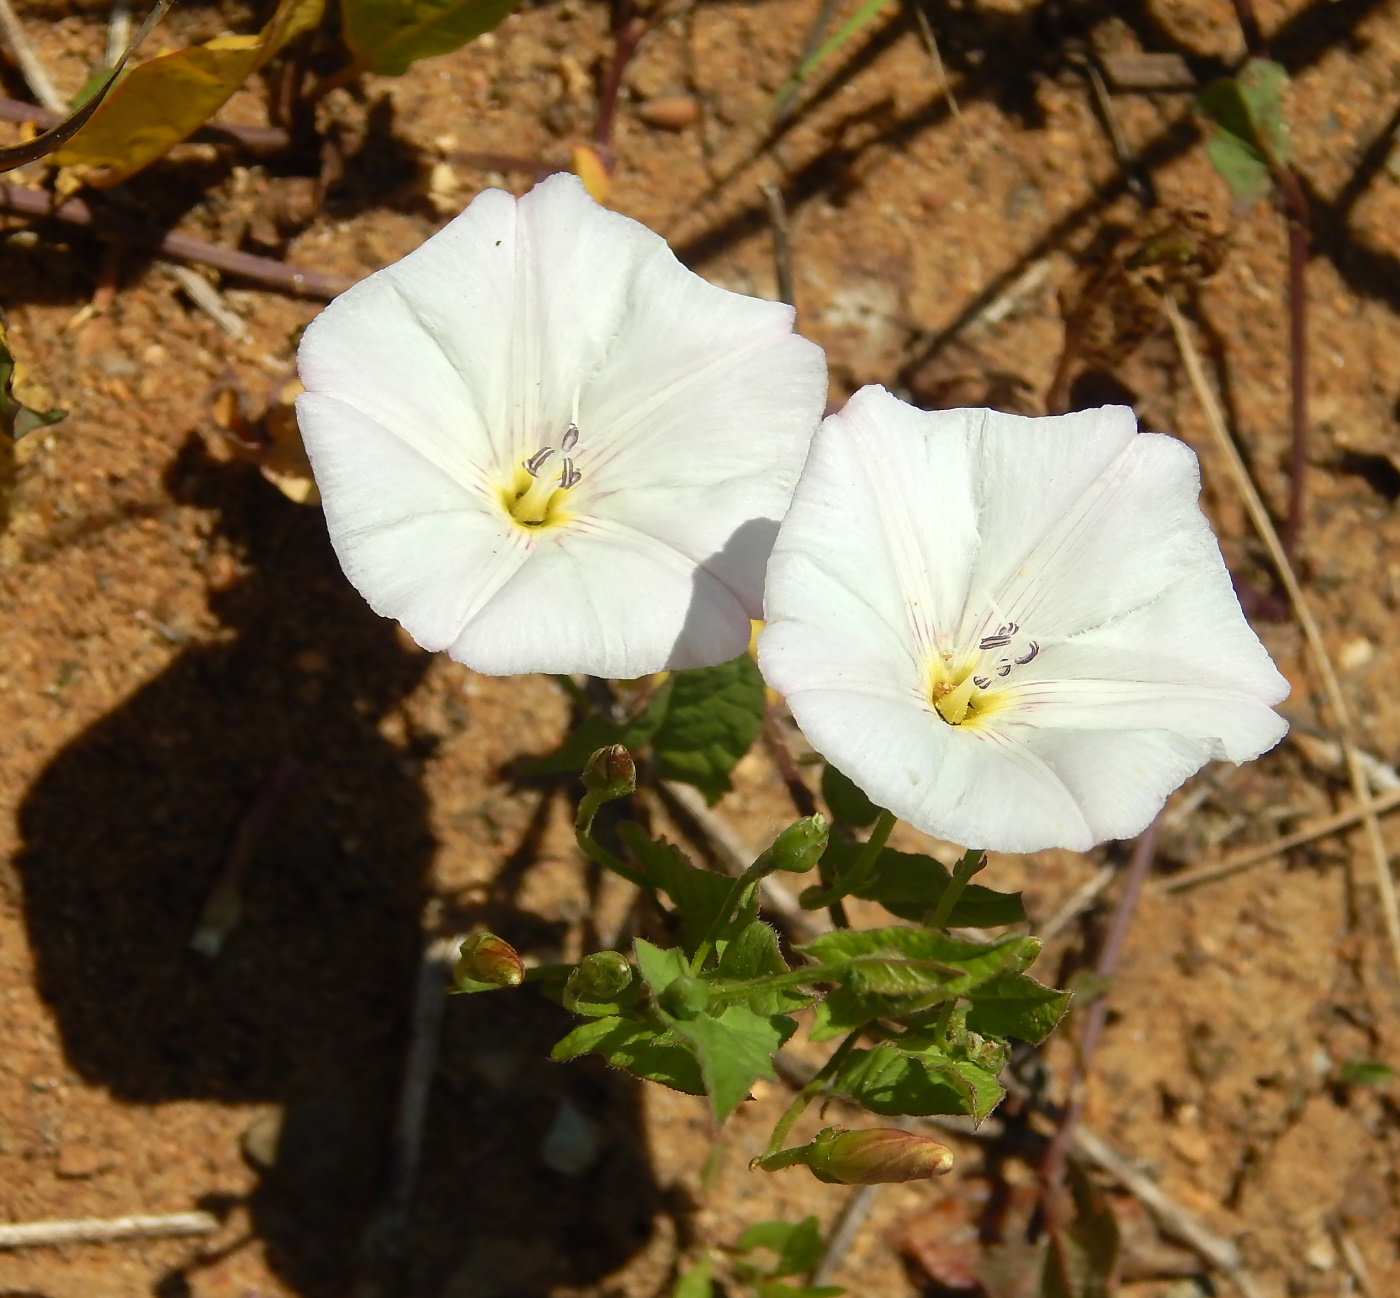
xmin=805 ymin=1126 xmax=954 ymax=1185
xmin=581 ymin=745 xmax=636 ymax=801
xmin=454 ymin=933 xmax=525 ymax=989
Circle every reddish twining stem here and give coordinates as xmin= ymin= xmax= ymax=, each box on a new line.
xmin=592 ymin=0 xmax=651 ymax=154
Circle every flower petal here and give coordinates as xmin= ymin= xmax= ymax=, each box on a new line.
xmin=297 ymin=393 xmax=529 ymax=651
xmin=449 ymin=513 xmax=753 ymax=677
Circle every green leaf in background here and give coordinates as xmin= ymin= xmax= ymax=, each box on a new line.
xmin=716 ymin=922 xmax=814 ymax=1016
xmin=736 ymin=1215 xmax=823 ymax=1277
xmin=53 ymin=0 xmax=324 ymax=187
xmin=652 ymin=656 xmax=767 ymax=804
xmin=757 ymin=1285 xmax=845 ymax=1298
xmin=519 ymin=679 xmax=672 ymax=776
xmin=1339 ymin=1057 xmax=1395 ymax=1086
xmin=965 ymin=972 xmax=1072 ymax=1044
xmin=672 ymin=1256 xmax=713 ymax=1298
xmin=669 ymin=1003 xmax=793 ymax=1122
xmin=343 ymin=0 xmax=518 ymax=77
xmin=621 ymin=827 xmax=736 ymax=954
xmin=830 ymin=1042 xmax=1003 ymax=1121
xmin=550 ymin=1014 xmax=705 ymax=1095
xmin=820 ymin=763 xmax=879 ymax=829
xmin=823 ymin=840 xmax=1026 ymax=928
xmin=1198 ymin=58 xmax=1294 ymax=204
xmin=1040 ymin=1161 xmax=1121 ymax=1298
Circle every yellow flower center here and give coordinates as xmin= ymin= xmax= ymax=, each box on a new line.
xmin=499 ymin=428 xmax=583 ymax=531
xmin=928 ymin=654 xmax=1001 ymax=727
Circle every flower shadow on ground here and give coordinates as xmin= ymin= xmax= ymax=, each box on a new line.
xmin=13 ymin=436 xmax=663 ymax=1298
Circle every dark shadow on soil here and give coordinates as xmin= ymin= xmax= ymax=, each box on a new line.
xmin=13 ymin=437 xmax=662 ymax=1298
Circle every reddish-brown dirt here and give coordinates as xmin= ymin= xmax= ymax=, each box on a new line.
xmin=2 ymin=0 xmax=1400 ymax=1295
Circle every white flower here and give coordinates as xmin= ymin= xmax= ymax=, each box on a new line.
xmin=296 ymin=173 xmax=826 ymax=677
xmin=759 ymin=387 xmax=1289 ymax=853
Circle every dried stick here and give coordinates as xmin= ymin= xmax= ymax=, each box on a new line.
xmin=759 ymin=181 xmax=795 ymax=309
xmin=1041 ymin=817 xmax=1160 ymax=1195
xmin=761 ymin=707 xmax=818 ymax=819
xmin=910 ymin=0 xmax=961 ymax=127
xmin=167 ymin=263 xmax=251 ymax=341
xmin=774 ymin=0 xmax=843 ymax=122
xmin=1157 ymin=784 xmax=1400 ymax=895
xmin=810 ymin=1183 xmax=882 ymax=1286
xmin=0 ymin=1212 xmax=220 ymax=1249
xmin=0 ymin=183 xmax=352 ymax=298
xmin=0 ymin=0 xmax=67 ymax=114
xmin=1163 ymin=295 xmax=1400 ymax=982
xmin=1035 ymin=864 xmax=1115 ymax=944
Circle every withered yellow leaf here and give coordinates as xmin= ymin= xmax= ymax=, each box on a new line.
xmin=53 ymin=0 xmax=324 ymax=187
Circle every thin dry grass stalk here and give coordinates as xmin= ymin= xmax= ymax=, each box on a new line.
xmin=1162 ymin=294 xmax=1400 ymax=982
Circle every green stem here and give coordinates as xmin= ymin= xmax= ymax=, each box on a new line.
xmin=764 ymin=1030 xmax=861 ymax=1157
xmin=574 ymin=820 xmax=647 ymax=889
xmin=926 ymin=847 xmax=987 ymax=931
xmin=931 ymin=997 xmax=957 ymax=1047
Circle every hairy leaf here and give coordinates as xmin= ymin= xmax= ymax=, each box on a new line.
xmin=716 ymin=921 xmax=813 ymax=1015
xmin=623 ymin=827 xmax=736 ymax=954
xmin=551 ymin=1014 xmax=704 ymax=1095
xmin=651 ymin=655 xmax=766 ymax=804
xmin=831 ymin=1043 xmax=1003 ymax=1121
xmin=343 ymin=0 xmax=518 ymax=76
xmin=965 ymin=972 xmax=1071 ymax=1044
xmin=823 ymin=841 xmax=1025 ymax=928
xmin=54 ymin=0 xmax=323 ymax=187
xmin=669 ymin=1003 xmax=793 ymax=1122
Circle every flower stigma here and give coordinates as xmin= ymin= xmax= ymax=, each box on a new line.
xmin=500 ymin=422 xmax=584 ymax=530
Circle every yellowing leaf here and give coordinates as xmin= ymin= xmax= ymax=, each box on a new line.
xmin=342 ymin=0 xmax=517 ymax=76
xmin=570 ymin=143 xmax=611 ymax=204
xmin=53 ymin=0 xmax=324 ymax=187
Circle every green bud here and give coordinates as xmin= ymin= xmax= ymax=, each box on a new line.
xmin=581 ymin=744 xmax=636 ymax=800
xmin=755 ymin=814 xmax=828 ymax=874
xmin=566 ymin=950 xmax=633 ymax=1000
xmin=454 ymin=932 xmax=524 ymax=989
xmin=803 ymin=1126 xmax=954 ymax=1185
xmin=658 ymin=974 xmax=710 ymax=1020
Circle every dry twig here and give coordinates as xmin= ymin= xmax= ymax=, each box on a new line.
xmin=167 ymin=263 xmax=251 ymax=342
xmin=1035 ymin=864 xmax=1115 ymax=944
xmin=1163 ymin=295 xmax=1400 ymax=981
xmin=1157 ymin=784 xmax=1400 ymax=894
xmin=759 ymin=181 xmax=795 ymax=309
xmin=810 ymin=1183 xmax=882 ymax=1286
xmin=0 ymin=1212 xmax=220 ymax=1250
xmin=0 ymin=0 xmax=67 ymax=115
xmin=0 ymin=183 xmax=352 ymax=298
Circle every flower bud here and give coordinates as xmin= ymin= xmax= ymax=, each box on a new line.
xmin=658 ymin=975 xmax=710 ymax=1020
xmin=804 ymin=1126 xmax=954 ymax=1185
xmin=454 ymin=932 xmax=524 ymax=989
xmin=581 ymin=745 xmax=636 ymax=801
xmin=755 ymin=814 xmax=828 ymax=874
xmin=567 ymin=950 xmax=633 ymax=1000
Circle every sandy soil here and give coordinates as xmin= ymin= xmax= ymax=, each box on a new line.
xmin=2 ymin=0 xmax=1400 ymax=1294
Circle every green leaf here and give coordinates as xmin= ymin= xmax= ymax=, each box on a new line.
xmin=669 ymin=1003 xmax=793 ymax=1122
xmin=53 ymin=0 xmax=324 ymax=186
xmin=672 ymin=1256 xmax=712 ymax=1298
xmin=830 ymin=1043 xmax=1003 ymax=1121
xmin=965 ymin=972 xmax=1071 ymax=1044
xmin=518 ymin=680 xmax=672 ymax=776
xmin=820 ymin=763 xmax=879 ymax=829
xmin=633 ymin=938 xmax=690 ymax=995
xmin=823 ymin=840 xmax=1025 ymax=928
xmin=651 ymin=656 xmax=766 ymax=804
xmin=736 ymin=1215 xmax=824 ymax=1277
xmin=623 ymin=827 xmax=737 ymax=954
xmin=343 ymin=0 xmax=518 ymax=76
xmin=1339 ymin=1057 xmax=1395 ymax=1086
xmin=550 ymin=1014 xmax=704 ymax=1095
xmin=716 ymin=921 xmax=813 ymax=1015
xmin=1198 ymin=59 xmax=1293 ymax=204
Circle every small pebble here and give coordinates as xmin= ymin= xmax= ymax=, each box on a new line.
xmin=638 ymin=96 xmax=699 ymax=130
